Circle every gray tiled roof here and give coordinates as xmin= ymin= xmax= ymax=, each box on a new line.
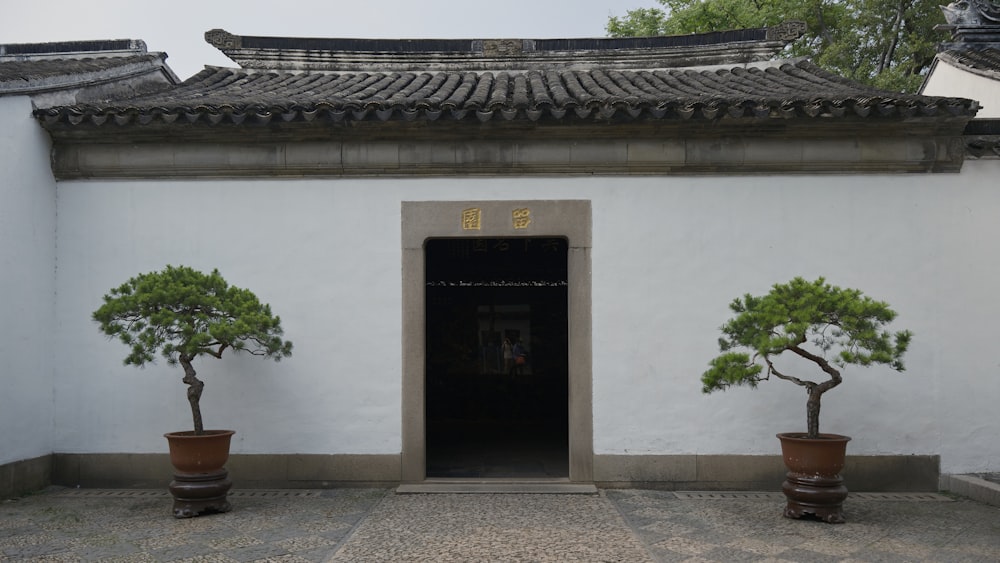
xmin=35 ymin=59 xmax=977 ymax=127
xmin=938 ymin=46 xmax=1000 ymax=80
xmin=0 ymin=54 xmax=162 ymax=83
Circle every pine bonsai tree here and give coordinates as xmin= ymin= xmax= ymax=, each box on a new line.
xmin=701 ymin=277 xmax=911 ymax=439
xmin=93 ymin=265 xmax=292 ymax=435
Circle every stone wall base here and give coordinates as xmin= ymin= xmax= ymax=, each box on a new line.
xmin=50 ymin=453 xmax=401 ymax=489
xmin=594 ymin=454 xmax=941 ymax=491
xmin=0 ymin=455 xmax=52 ymax=499
xmin=3 ymin=453 xmax=940 ymax=498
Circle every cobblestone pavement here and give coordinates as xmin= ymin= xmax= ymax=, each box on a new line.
xmin=607 ymin=490 xmax=1000 ymax=562
xmin=0 ymin=489 xmax=382 ymax=562
xmin=328 ymin=491 xmax=651 ymax=562
xmin=1 ymin=487 xmax=998 ymax=562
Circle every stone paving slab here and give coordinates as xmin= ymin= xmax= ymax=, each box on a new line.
xmin=0 ymin=488 xmax=384 ymax=562
xmin=1 ymin=487 xmax=998 ymax=562
xmin=607 ymin=489 xmax=1000 ymax=562
xmin=327 ymin=491 xmax=650 ymax=562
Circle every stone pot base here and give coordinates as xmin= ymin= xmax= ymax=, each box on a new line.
xmin=782 ymin=473 xmax=848 ymax=523
xmin=168 ymin=468 xmax=233 ymax=518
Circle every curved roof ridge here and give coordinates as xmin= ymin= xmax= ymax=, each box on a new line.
xmin=203 ymin=23 xmax=807 ymax=73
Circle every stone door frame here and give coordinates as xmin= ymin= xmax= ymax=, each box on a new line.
xmin=401 ymin=200 xmax=593 ymax=482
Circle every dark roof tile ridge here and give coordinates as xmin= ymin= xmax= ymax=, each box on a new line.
xmin=641 ymin=70 xmax=702 ymax=99
xmin=724 ymin=66 xmax=785 ymax=101
xmin=618 ymin=70 xmax=673 ymax=104
xmin=0 ymin=38 xmax=148 ymax=59
xmin=559 ymin=71 xmax=595 ymax=106
xmin=464 ymin=72 xmax=494 ymax=109
xmin=441 ymin=73 xmax=477 ymax=108
xmin=692 ymin=67 xmax=765 ymax=100
xmin=486 ymin=71 xmax=510 ymax=109
xmin=204 ymin=24 xmax=803 ymax=72
xmin=205 ymin=26 xmax=783 ymax=54
xmin=602 ymin=70 xmax=658 ymax=104
xmin=525 ymin=71 xmax=553 ymax=107
xmin=591 ymin=69 xmax=634 ymax=100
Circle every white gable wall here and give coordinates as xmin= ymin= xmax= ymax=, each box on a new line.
xmin=52 ymin=167 xmax=1000 ymax=474
xmin=0 ymin=96 xmax=57 ymax=465
xmin=923 ymin=60 xmax=1000 ymax=118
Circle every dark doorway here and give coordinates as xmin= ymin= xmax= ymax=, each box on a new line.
xmin=425 ymin=237 xmax=569 ymax=478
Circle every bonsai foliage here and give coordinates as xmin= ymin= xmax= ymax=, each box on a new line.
xmin=93 ymin=265 xmax=292 ymax=435
xmin=701 ymin=277 xmax=911 ymax=439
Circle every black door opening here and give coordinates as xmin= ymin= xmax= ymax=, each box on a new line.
xmin=425 ymin=237 xmax=569 ymax=478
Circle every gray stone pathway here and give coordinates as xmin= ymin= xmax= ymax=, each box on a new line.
xmin=608 ymin=490 xmax=1000 ymax=562
xmin=1 ymin=487 xmax=998 ymax=562
xmin=328 ymin=491 xmax=650 ymax=562
xmin=0 ymin=489 xmax=382 ymax=562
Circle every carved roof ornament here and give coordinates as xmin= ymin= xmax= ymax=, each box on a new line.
xmin=765 ymin=21 xmax=808 ymax=41
xmin=942 ymin=0 xmax=1000 ymax=26
xmin=940 ymin=1 xmax=1000 ymax=42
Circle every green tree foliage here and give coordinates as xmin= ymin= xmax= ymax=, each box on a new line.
xmin=93 ymin=265 xmax=292 ymax=434
xmin=607 ymin=0 xmax=946 ymax=93
xmin=701 ymin=277 xmax=911 ymax=438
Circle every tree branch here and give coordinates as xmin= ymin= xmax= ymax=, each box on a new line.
xmin=764 ymin=356 xmax=815 ymax=390
xmin=787 ymin=345 xmax=842 ymax=392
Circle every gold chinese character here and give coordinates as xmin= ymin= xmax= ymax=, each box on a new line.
xmin=462 ymin=208 xmax=482 ymax=230
xmin=512 ymin=208 xmax=532 ymax=229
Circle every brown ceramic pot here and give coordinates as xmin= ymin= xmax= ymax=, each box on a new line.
xmin=164 ymin=430 xmax=235 ymax=474
xmin=164 ymin=430 xmax=235 ymax=518
xmin=776 ymin=432 xmax=851 ymax=523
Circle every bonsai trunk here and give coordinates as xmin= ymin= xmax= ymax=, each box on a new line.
xmin=806 ymin=388 xmax=823 ymax=439
xmin=787 ymin=345 xmax=843 ymax=439
xmin=179 ymin=355 xmax=205 ymax=435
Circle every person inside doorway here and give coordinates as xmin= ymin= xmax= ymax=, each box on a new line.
xmin=502 ymin=337 xmax=514 ymax=376
xmin=511 ymin=338 xmax=527 ymax=377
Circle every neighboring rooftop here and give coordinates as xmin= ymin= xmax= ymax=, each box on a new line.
xmin=0 ymin=38 xmax=178 ymax=105
xmin=921 ymin=1 xmax=1000 ymax=123
xmin=937 ymin=46 xmax=1000 ymax=81
xmin=932 ymin=0 xmax=1000 ymax=77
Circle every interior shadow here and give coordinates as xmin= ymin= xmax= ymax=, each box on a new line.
xmin=425 ymin=237 xmax=569 ymax=478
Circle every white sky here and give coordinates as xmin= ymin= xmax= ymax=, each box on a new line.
xmin=1 ymin=0 xmax=662 ymax=80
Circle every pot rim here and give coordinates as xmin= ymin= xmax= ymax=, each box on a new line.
xmin=776 ymin=432 xmax=851 ymax=443
xmin=164 ymin=430 xmax=236 ymax=439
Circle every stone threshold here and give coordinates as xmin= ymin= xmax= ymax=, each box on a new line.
xmin=397 ymin=480 xmax=598 ymax=494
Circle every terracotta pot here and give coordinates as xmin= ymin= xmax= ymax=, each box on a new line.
xmin=164 ymin=430 xmax=235 ymax=474
xmin=777 ymin=432 xmax=850 ymax=476
xmin=776 ymin=432 xmax=851 ymax=523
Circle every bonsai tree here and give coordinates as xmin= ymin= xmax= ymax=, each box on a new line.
xmin=701 ymin=277 xmax=911 ymax=438
xmin=93 ymin=265 xmax=292 ymax=435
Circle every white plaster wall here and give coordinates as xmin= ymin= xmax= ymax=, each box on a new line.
xmin=0 ymin=96 xmax=56 ymax=465
xmin=54 ymin=166 xmax=1000 ymax=474
xmin=922 ymin=61 xmax=1000 ymax=117
xmin=590 ymin=162 xmax=1000 ymax=476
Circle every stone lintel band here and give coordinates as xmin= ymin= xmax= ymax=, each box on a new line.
xmin=50 ymin=136 xmax=965 ymax=179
